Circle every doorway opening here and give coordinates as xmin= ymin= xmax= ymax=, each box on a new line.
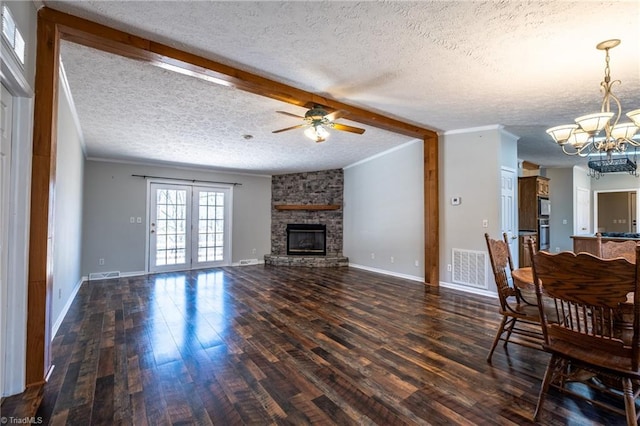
xmin=594 ymin=189 xmax=638 ymax=235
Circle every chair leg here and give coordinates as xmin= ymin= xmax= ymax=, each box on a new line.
xmin=487 ymin=315 xmax=508 ymax=363
xmin=503 ymin=317 xmax=517 ymax=347
xmin=621 ymin=377 xmax=637 ymax=426
xmin=534 ymin=354 xmax=560 ymax=421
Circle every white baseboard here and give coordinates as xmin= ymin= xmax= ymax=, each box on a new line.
xmin=51 ymin=278 xmax=83 ymax=340
xmin=439 ymin=281 xmax=498 ymax=298
xmin=348 ymin=263 xmax=424 ymax=282
xmin=232 ymin=259 xmax=263 ymax=266
xmin=120 ymin=270 xmax=146 ymax=278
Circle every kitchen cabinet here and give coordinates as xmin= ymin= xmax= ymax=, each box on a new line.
xmin=518 ymin=176 xmax=551 ymax=265
xmin=519 ymin=233 xmax=537 ymax=267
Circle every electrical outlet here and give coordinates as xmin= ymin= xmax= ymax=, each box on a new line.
xmin=136 ymin=217 xmax=142 ymax=223
xmin=390 ymin=256 xmax=395 ymax=264
xmin=99 ymin=258 xmax=105 ymax=265
xmin=447 ymin=264 xmax=452 ymax=272
xmin=58 ymin=289 xmax=62 ymax=299
xmin=414 ymin=260 xmax=419 ymax=267
xmin=371 ymin=253 xmax=375 ymax=259
xmin=252 ymin=248 xmax=257 ymax=255
xmin=130 ymin=217 xmax=135 ymax=223
xmin=482 ymin=219 xmax=488 ymax=228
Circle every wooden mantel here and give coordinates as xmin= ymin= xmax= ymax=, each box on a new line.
xmin=274 ymin=204 xmax=340 ymax=211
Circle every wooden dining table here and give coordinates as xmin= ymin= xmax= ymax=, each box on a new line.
xmin=511 ymin=267 xmax=534 ymax=292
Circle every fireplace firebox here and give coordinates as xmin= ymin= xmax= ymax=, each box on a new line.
xmin=286 ymin=224 xmax=326 ymax=256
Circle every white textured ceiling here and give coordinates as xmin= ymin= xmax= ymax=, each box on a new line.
xmin=44 ymin=1 xmax=640 ymax=174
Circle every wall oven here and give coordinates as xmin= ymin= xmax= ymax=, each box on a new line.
xmin=538 ymin=218 xmax=550 ymax=250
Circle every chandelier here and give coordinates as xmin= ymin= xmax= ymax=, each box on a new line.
xmin=546 ymin=39 xmax=640 ymax=178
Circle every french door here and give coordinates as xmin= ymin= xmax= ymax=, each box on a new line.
xmin=149 ymin=183 xmax=231 ymax=273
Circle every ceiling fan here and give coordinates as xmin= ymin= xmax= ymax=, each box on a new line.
xmin=272 ymin=105 xmax=365 ymax=142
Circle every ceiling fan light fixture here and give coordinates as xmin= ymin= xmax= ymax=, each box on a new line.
xmin=304 ymin=124 xmax=330 ymax=143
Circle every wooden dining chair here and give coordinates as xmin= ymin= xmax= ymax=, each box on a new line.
xmin=596 ymin=233 xmax=638 ymax=263
xmin=530 ymin=244 xmax=640 ymax=425
xmin=484 ymin=233 xmax=543 ymax=363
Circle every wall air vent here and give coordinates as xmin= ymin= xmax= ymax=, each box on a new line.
xmin=88 ymin=271 xmax=121 ymax=281
xmin=452 ymin=249 xmax=488 ymax=289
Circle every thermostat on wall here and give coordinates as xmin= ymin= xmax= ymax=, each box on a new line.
xmin=451 ymin=196 xmax=461 ymax=205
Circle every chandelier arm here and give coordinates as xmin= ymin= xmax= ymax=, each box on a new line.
xmin=577 ymin=143 xmax=595 ymax=157
xmin=602 ymin=81 xmax=623 ymax=128
xmin=561 ymin=142 xmax=593 ymax=157
xmin=624 ymin=137 xmax=640 ymax=147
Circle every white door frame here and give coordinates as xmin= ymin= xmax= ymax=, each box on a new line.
xmin=1 ymin=83 xmax=14 ymax=398
xmin=1 ymin=49 xmax=34 ymax=396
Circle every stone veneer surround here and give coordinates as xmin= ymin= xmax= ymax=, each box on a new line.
xmin=266 ymin=169 xmax=347 ymax=266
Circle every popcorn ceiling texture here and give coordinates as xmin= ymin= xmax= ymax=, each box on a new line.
xmin=270 ymin=169 xmax=344 ymax=257
xmin=59 ymin=41 xmax=411 ymax=175
xmin=49 ymin=1 xmax=640 ymax=171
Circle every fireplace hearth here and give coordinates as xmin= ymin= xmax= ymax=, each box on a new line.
xmin=287 ymin=224 xmax=326 ymax=256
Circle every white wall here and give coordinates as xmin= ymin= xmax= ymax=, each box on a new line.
xmin=343 ymin=140 xmax=424 ymax=280
xmin=591 ymin=171 xmax=640 ymax=192
xmin=1 ymin=0 xmax=37 ymax=397
xmin=546 ymin=167 xmax=575 ymax=252
xmin=81 ymin=161 xmax=272 ymax=275
xmin=51 ymin=72 xmax=85 ymax=335
xmin=440 ymin=126 xmax=518 ymax=296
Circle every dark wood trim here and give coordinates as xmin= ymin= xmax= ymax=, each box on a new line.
xmin=26 ymin=11 xmax=59 ymax=387
xmin=38 ymin=7 xmax=436 ymax=140
xmin=424 ymin=135 xmax=439 ymax=285
xmin=274 ymin=205 xmax=340 ymax=211
xmin=27 ymin=6 xmax=441 ymax=385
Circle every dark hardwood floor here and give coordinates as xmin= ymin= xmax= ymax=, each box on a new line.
xmin=32 ymin=265 xmax=626 ymax=425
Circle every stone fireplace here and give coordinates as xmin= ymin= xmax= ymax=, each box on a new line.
xmin=264 ymin=169 xmax=348 ymax=267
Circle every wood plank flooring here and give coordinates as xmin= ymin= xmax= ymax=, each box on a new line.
xmin=33 ymin=265 xmax=625 ymax=425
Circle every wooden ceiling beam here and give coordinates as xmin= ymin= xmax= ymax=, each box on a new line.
xmin=41 ymin=7 xmax=436 ymax=140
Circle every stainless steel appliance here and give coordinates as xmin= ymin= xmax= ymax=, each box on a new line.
xmin=538 ymin=218 xmax=550 ymax=250
xmin=538 ymin=198 xmax=551 ymax=216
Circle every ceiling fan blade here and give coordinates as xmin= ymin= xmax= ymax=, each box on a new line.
xmin=272 ymin=124 xmax=307 ymax=134
xmin=332 ymin=123 xmax=366 ymax=135
xmin=276 ymin=111 xmax=305 ymax=119
xmin=324 ymin=110 xmax=348 ymax=122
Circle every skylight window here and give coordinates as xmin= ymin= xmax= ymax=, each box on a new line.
xmin=1 ymin=5 xmax=25 ymax=65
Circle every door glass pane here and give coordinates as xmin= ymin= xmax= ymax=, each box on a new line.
xmin=155 ymin=188 xmax=188 ymax=266
xmin=197 ymin=191 xmax=225 ymax=262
